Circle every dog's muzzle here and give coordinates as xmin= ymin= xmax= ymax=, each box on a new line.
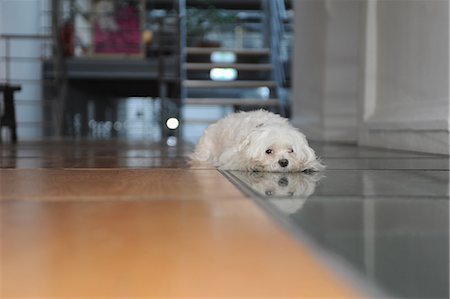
xmin=278 ymin=159 xmax=289 ymax=168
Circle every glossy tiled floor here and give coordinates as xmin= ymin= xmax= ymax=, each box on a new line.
xmin=227 ymin=143 xmax=449 ymax=299
xmin=1 ymin=139 xmax=449 ymax=298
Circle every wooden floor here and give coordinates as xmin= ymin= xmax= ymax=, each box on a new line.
xmin=1 ymin=140 xmax=363 ymax=298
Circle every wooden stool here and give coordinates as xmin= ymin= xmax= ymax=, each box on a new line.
xmin=0 ymin=83 xmax=21 ymax=143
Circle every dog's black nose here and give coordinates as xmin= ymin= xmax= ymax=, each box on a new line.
xmin=278 ymin=177 xmax=289 ymax=186
xmin=278 ymin=159 xmax=289 ymax=167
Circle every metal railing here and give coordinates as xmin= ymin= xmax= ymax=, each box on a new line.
xmin=155 ymin=0 xmax=185 ymax=138
xmin=263 ymin=0 xmax=288 ymax=116
xmin=0 ymin=34 xmax=58 ymax=138
xmin=0 ymin=34 xmax=52 ymax=83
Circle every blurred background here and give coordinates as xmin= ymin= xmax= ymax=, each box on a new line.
xmin=0 ymin=0 xmax=448 ymax=154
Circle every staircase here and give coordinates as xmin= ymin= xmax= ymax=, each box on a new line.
xmin=184 ymin=0 xmax=290 ymax=114
xmin=183 ymin=46 xmax=280 ymax=110
xmin=153 ymin=0 xmax=292 ymax=139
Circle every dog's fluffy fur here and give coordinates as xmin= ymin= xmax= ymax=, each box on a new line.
xmin=190 ymin=110 xmax=324 ymax=172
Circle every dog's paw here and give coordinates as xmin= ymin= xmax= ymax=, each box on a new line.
xmin=250 ymin=164 xmax=265 ymax=172
xmin=303 ymin=159 xmax=326 ymax=172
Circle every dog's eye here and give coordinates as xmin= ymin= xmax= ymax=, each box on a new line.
xmin=288 ymin=148 xmax=294 ymax=153
xmin=265 ymin=149 xmax=273 ymax=154
xmin=265 ymin=190 xmax=273 ymax=196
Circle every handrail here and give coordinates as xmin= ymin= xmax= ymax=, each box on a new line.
xmin=270 ymin=0 xmax=287 ymax=86
xmin=0 ymin=34 xmax=51 ymax=39
xmin=155 ymin=0 xmax=185 ymax=138
xmin=178 ymin=0 xmax=187 ymax=102
xmin=0 ymin=34 xmax=52 ymax=83
xmin=264 ymin=0 xmax=288 ymax=116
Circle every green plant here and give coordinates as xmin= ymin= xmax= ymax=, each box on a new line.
xmin=186 ymin=1 xmax=237 ymax=37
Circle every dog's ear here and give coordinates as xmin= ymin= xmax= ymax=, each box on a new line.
xmin=290 ymin=130 xmax=325 ymax=171
xmin=300 ymin=145 xmax=325 ymax=171
xmin=291 ymin=130 xmax=309 ymax=153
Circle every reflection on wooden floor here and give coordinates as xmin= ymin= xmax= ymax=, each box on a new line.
xmin=1 ymin=140 xmax=191 ymax=168
xmin=1 ymin=140 xmax=362 ymax=298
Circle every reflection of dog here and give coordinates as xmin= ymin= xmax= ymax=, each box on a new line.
xmin=190 ymin=110 xmax=324 ymax=172
xmin=232 ymin=171 xmax=323 ymax=214
xmin=234 ymin=171 xmax=321 ymax=198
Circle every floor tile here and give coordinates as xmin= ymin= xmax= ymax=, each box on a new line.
xmin=282 ymin=197 xmax=449 ymax=299
xmin=0 ymin=139 xmax=193 ymax=169
xmin=324 ymin=157 xmax=449 ymax=170
xmin=226 ymin=144 xmax=449 ymax=299
xmin=0 ymin=169 xmax=242 ymax=201
xmin=227 ymin=170 xmax=449 ymax=199
xmin=1 ymin=199 xmax=361 ymax=298
xmin=312 ymin=143 xmax=447 ymax=158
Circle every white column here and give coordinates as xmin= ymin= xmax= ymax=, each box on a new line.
xmin=358 ymin=0 xmax=449 ymax=154
xmin=291 ymin=0 xmax=326 ymax=140
xmin=291 ymin=0 xmax=361 ymax=143
xmin=292 ymin=0 xmax=450 ymax=154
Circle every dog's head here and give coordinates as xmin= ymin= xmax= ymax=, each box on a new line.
xmin=238 ymin=125 xmax=324 ymax=172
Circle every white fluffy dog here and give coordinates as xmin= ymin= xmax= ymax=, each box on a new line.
xmin=190 ymin=110 xmax=324 ymax=172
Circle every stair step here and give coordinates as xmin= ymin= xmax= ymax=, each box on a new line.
xmin=185 ymin=63 xmax=273 ymax=71
xmin=186 ymin=47 xmax=270 ymax=56
xmin=184 ymin=80 xmax=276 ymax=88
xmin=185 ymin=98 xmax=279 ymax=106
